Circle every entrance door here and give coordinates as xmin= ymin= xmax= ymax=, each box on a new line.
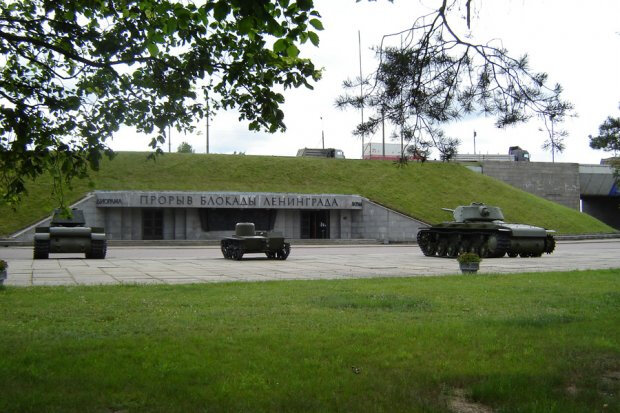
xmin=300 ymin=211 xmax=330 ymax=239
xmin=142 ymin=209 xmax=164 ymax=240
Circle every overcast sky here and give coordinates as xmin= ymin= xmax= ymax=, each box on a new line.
xmin=109 ymin=0 xmax=620 ymax=164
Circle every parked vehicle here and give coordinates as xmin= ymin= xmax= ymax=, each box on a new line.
xmin=34 ymin=208 xmax=107 ymax=259
xmin=221 ymin=222 xmax=290 ymax=260
xmin=417 ymin=203 xmax=555 ymax=258
xmin=296 ymin=148 xmax=345 ymax=158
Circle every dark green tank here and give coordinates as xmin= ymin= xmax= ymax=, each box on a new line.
xmin=221 ymin=222 xmax=290 ymax=261
xmin=417 ymin=202 xmax=555 ymax=258
xmin=33 ymin=208 xmax=107 ymax=259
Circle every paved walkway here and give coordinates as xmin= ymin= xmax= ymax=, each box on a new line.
xmin=2 ymin=240 xmax=619 ymax=286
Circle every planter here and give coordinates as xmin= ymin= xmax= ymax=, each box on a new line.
xmin=459 ymin=262 xmax=479 ymax=274
xmin=0 ymin=269 xmax=6 ymax=285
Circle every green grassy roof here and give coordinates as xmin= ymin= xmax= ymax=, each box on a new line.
xmin=1 ymin=152 xmax=615 ymax=236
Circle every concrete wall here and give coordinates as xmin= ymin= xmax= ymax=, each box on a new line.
xmin=480 ymin=161 xmax=581 ymax=209
xmin=351 ymin=200 xmax=426 ymax=242
xmin=10 ymin=193 xmax=428 ymax=242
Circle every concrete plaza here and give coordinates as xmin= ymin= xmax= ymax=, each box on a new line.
xmin=1 ymin=240 xmax=619 ymax=286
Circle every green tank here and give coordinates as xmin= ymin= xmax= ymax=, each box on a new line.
xmin=221 ymin=222 xmax=290 ymax=261
xmin=416 ymin=202 xmax=555 ymax=258
xmin=33 ymin=208 xmax=107 ymax=259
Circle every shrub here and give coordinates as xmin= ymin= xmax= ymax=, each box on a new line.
xmin=457 ymin=252 xmax=481 ymax=264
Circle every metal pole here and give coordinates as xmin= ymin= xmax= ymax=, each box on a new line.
xmin=206 ymin=100 xmax=210 ymax=154
xmin=382 ymin=109 xmax=385 ymax=158
xmin=473 ymin=130 xmax=477 ymax=155
xmin=550 ymin=115 xmax=555 ymax=163
xmin=321 ymin=116 xmax=325 ymax=149
xmin=168 ymin=125 xmax=171 ymax=153
xmin=358 ymin=30 xmax=364 ymax=159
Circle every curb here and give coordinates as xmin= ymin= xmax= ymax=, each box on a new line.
xmin=1 ymin=234 xmax=619 ymax=248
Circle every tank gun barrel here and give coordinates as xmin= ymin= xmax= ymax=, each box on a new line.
xmin=441 ymin=208 xmax=454 ymax=213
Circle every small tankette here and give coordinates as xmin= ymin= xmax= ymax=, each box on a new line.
xmin=221 ymin=222 xmax=290 ymax=261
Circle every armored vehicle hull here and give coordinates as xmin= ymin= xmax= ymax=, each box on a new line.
xmin=34 ymin=209 xmax=107 ymax=259
xmin=417 ymin=203 xmax=555 ymax=258
xmin=221 ymin=223 xmax=290 ymax=261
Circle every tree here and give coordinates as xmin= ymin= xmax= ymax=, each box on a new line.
xmin=337 ymin=0 xmax=573 ymax=160
xmin=589 ymin=104 xmax=620 ymax=181
xmin=540 ymin=114 xmax=567 ymax=163
xmin=0 ymin=0 xmax=323 ymax=205
xmin=176 ymin=141 xmax=194 ymax=153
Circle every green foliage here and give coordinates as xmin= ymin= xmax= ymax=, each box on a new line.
xmin=0 ymin=259 xmax=6 ymax=271
xmin=589 ymin=105 xmax=620 ymax=182
xmin=0 ymin=269 xmax=618 ymax=411
xmin=590 ymin=112 xmax=620 ymax=154
xmin=337 ymin=0 xmax=573 ymax=158
xmin=176 ymin=141 xmax=194 ymax=153
xmin=0 ymin=153 xmax=614 ymax=236
xmin=0 ymin=0 xmax=323 ymax=204
xmin=457 ymin=252 xmax=481 ymax=264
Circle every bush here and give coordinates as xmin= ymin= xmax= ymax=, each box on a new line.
xmin=457 ymin=252 xmax=481 ymax=264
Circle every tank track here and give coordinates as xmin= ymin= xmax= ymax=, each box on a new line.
xmin=545 ymin=234 xmax=556 ymax=254
xmin=86 ymin=239 xmax=107 ymax=259
xmin=33 ymin=239 xmax=50 ymax=259
xmin=220 ymin=239 xmax=290 ymax=261
xmin=417 ymin=229 xmax=510 ymax=258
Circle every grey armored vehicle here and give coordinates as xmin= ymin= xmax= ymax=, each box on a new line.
xmin=221 ymin=223 xmax=290 ymax=260
xmin=34 ymin=208 xmax=107 ymax=259
xmin=417 ymin=203 xmax=555 ymax=258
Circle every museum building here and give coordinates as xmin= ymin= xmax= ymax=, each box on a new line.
xmin=13 ymin=190 xmax=426 ymax=242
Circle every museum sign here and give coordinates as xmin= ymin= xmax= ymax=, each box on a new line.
xmin=95 ymin=191 xmax=364 ymax=210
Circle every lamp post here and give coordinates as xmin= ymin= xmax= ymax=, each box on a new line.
xmin=550 ymin=114 xmax=556 ymax=163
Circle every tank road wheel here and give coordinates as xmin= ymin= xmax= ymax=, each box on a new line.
xmin=445 ymin=244 xmax=458 ymax=258
xmin=276 ymin=244 xmax=291 ymax=260
xmin=221 ymin=242 xmax=234 ymax=259
xmin=33 ymin=239 xmax=50 ymax=259
xmin=478 ymin=244 xmax=489 ymax=258
xmin=265 ymin=252 xmax=276 ymax=259
xmin=424 ymin=241 xmax=437 ymax=256
xmin=486 ymin=234 xmax=509 ymax=258
xmin=232 ymin=248 xmax=244 ymax=261
xmin=486 ymin=235 xmax=499 ymax=257
xmin=507 ymin=252 xmax=518 ymax=258
xmin=457 ymin=242 xmax=467 ymax=256
xmin=436 ymin=241 xmax=447 ymax=257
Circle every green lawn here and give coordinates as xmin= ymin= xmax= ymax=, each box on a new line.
xmin=1 ymin=269 xmax=618 ymax=412
xmin=0 ymin=152 xmax=615 ymax=236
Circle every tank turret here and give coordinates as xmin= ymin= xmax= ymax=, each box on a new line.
xmin=417 ymin=203 xmax=555 ymax=258
xmin=221 ymin=222 xmax=290 ymax=261
xmin=449 ymin=202 xmax=504 ymax=222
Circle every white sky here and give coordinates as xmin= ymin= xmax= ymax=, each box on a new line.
xmin=108 ymin=0 xmax=620 ymax=164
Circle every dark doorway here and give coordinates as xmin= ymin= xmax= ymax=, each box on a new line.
xmin=301 ymin=210 xmax=330 ymax=239
xmin=142 ymin=209 xmax=164 ymax=240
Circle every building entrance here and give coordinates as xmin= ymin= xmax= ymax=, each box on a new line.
xmin=300 ymin=210 xmax=330 ymax=239
xmin=142 ymin=209 xmax=164 ymax=240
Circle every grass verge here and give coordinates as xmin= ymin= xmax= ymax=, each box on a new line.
xmin=0 ymin=153 xmax=615 ymax=236
xmin=0 ymin=269 xmax=618 ymax=412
